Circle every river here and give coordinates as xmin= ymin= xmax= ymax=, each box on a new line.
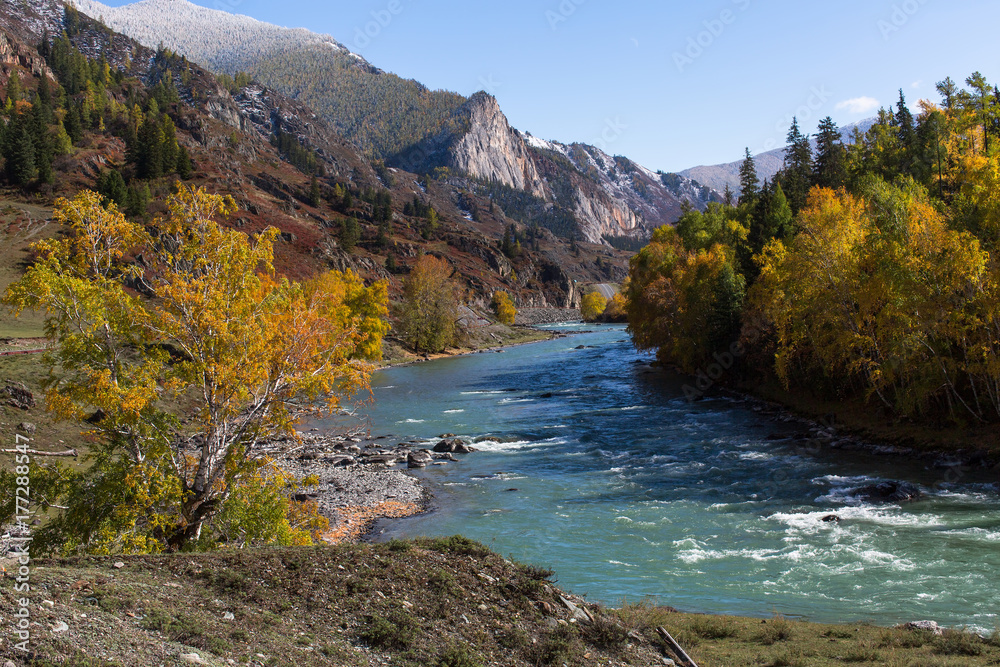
xmin=333 ymin=324 xmax=1000 ymax=630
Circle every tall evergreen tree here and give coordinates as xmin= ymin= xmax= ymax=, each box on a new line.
xmin=813 ymin=117 xmax=847 ymax=190
xmin=778 ymin=118 xmax=813 ymax=214
xmin=160 ymin=115 xmax=178 ymax=174
xmin=738 ymin=147 xmax=759 ymax=204
xmin=30 ymin=98 xmax=54 ymax=184
xmin=96 ymin=169 xmax=128 ymax=208
xmin=936 ymin=77 xmax=957 ymax=109
xmin=4 ymin=71 xmax=22 ymax=106
xmin=176 ymin=144 xmax=193 ymax=180
xmin=309 ymin=175 xmax=321 ymax=207
xmin=748 ymin=181 xmax=793 ymax=261
xmin=2 ymin=114 xmax=37 ymax=186
xmin=966 ymin=71 xmax=992 ymax=153
xmin=894 ymin=90 xmax=918 ymax=176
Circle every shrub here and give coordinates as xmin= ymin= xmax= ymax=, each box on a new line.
xmin=690 ymin=615 xmax=738 ymax=639
xmin=436 ymin=643 xmax=483 ymax=667
xmin=358 ymin=611 xmax=418 ymax=650
xmin=934 ymin=629 xmax=984 ymax=656
xmin=756 ymin=614 xmax=793 ymax=645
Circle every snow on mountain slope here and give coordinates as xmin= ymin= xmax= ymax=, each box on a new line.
xmin=70 ymin=0 xmax=364 ymax=74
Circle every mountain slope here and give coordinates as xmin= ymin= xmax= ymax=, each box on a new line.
xmin=679 ymin=118 xmax=877 ymax=195
xmin=70 ymin=0 xmax=469 ymax=159
xmin=1 ymin=0 xmax=638 ymax=312
xmin=65 ymin=0 xmax=722 ymax=243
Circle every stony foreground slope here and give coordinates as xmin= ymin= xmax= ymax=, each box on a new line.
xmin=2 ymin=539 xmax=999 ymax=666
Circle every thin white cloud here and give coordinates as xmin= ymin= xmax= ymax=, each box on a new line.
xmin=911 ymin=80 xmax=923 ymax=89
xmin=835 ymin=96 xmax=880 ymax=114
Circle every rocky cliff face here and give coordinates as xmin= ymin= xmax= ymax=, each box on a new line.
xmin=526 ymin=135 xmax=721 ymax=243
xmin=400 ymin=93 xmax=721 ymax=244
xmin=446 ymin=93 xmax=547 ymax=198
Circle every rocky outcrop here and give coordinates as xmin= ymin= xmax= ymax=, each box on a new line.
xmin=0 ymin=29 xmax=53 ymax=81
xmin=446 ymin=93 xmax=547 ymax=198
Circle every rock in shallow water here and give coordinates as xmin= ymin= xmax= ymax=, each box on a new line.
xmin=852 ymin=481 xmax=922 ymax=503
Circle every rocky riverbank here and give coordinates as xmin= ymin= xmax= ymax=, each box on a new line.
xmin=268 ymin=429 xmax=487 ymax=542
xmin=729 ymin=389 xmax=1000 ymax=473
xmin=515 ymin=307 xmax=582 ymax=326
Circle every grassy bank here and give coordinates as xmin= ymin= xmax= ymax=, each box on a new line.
xmin=2 ymin=539 xmax=998 ymax=666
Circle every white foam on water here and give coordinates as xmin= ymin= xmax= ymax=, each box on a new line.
xmin=472 ymin=437 xmax=567 ymax=453
xmin=738 ymin=451 xmax=773 ymax=461
xmin=620 ymin=405 xmax=646 ymax=411
xmin=770 ymin=507 xmax=945 ymax=532
xmin=460 ymin=390 xmax=510 ymax=395
xmin=398 ymin=419 xmax=425 ymax=424
xmin=608 ymin=560 xmax=637 ymax=567
xmin=940 ymin=527 xmax=1000 ymax=542
xmin=499 ymin=398 xmax=535 ymax=404
xmin=443 ymin=409 xmax=465 ymax=414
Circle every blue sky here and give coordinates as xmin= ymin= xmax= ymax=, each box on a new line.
xmin=112 ymin=0 xmax=997 ymax=172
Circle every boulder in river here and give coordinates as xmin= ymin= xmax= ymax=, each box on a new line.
xmin=407 ymin=450 xmax=433 ymax=468
xmin=852 ymin=481 xmax=922 ymax=503
xmin=434 ymin=438 xmax=464 ymax=453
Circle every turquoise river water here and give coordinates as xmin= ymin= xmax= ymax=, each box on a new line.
xmin=326 ymin=324 xmax=1000 ymax=630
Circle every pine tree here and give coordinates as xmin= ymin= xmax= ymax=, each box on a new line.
xmin=309 ymin=175 xmax=321 ymax=207
xmin=4 ymin=71 xmax=22 ymax=106
xmin=738 ymin=147 xmax=759 ymax=204
xmin=176 ymin=144 xmax=193 ymax=179
xmin=64 ymin=103 xmax=83 ymax=145
xmin=136 ymin=115 xmax=164 ymax=179
xmin=966 ymin=71 xmax=992 ymax=153
xmin=340 ymin=217 xmax=360 ymax=252
xmin=936 ymin=77 xmax=957 ymax=109
xmin=748 ymin=181 xmax=793 ymax=271
xmin=126 ymin=182 xmax=151 ymax=218
xmin=3 ymin=115 xmax=37 ymax=186
xmin=35 ymin=75 xmax=53 ymax=125
xmin=96 ymin=169 xmax=129 ymax=208
xmin=30 ymin=100 xmax=54 ymax=184
xmin=778 ymin=118 xmax=813 ymax=214
xmin=160 ymin=115 xmax=178 ymax=174
xmin=813 ymin=117 xmax=847 ymax=190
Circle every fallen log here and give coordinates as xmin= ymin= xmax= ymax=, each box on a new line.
xmin=1 ymin=448 xmax=78 ymax=457
xmin=657 ymin=626 xmax=699 ymax=667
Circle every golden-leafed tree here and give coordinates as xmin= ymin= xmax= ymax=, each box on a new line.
xmin=580 ymin=290 xmax=607 ymax=322
xmin=3 ymin=186 xmax=389 ymax=553
xmin=491 ymin=290 xmax=516 ymax=326
xmin=397 ymin=254 xmax=459 ymax=354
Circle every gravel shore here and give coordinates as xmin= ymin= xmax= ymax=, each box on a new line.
xmin=268 ymin=430 xmax=480 ymax=542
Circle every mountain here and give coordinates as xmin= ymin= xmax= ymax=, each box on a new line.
xmin=679 ymin=118 xmax=878 ymax=195
xmin=396 ymin=92 xmax=722 ymax=243
xmin=0 ymin=0 xmax=644 ymax=311
xmin=66 ymin=0 xmax=722 ymax=243
xmin=70 ymin=0 xmax=468 ymax=160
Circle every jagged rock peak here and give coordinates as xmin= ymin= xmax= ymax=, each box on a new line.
xmin=449 ymin=91 xmax=546 ymax=198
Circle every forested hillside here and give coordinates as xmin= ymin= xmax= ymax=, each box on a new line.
xmin=628 ymin=78 xmax=1000 ymax=426
xmin=67 ymin=0 xmax=723 ymax=245
xmin=71 ymin=0 xmax=471 ymax=158
xmin=0 ymin=0 xmax=632 ymax=320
